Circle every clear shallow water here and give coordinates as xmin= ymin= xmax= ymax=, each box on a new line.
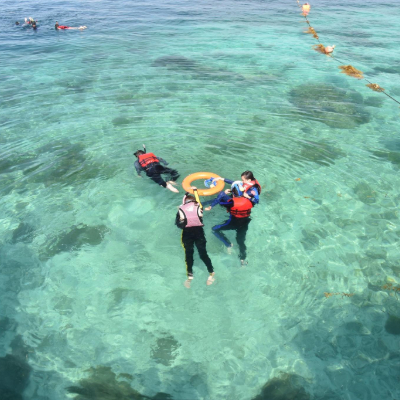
xmin=1 ymin=0 xmax=400 ymax=399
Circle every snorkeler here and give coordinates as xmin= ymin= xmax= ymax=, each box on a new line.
xmin=177 ymin=187 xmax=215 ymax=288
xmin=206 ymin=170 xmax=261 ymax=208
xmin=55 ymin=22 xmax=87 ymax=30
xmin=134 ymin=144 xmax=180 ymax=193
xmin=205 ymin=180 xmax=258 ymax=266
xmin=23 ymin=17 xmax=38 ymax=28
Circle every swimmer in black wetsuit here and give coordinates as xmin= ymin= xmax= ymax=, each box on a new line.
xmin=205 ymin=182 xmax=254 ymax=266
xmin=176 ymin=187 xmax=215 ymax=288
xmin=134 ymin=144 xmax=180 ymax=193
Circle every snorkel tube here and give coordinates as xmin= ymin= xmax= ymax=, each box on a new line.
xmin=133 ymin=144 xmax=147 ymax=157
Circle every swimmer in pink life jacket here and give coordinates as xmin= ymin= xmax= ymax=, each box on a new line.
xmin=176 ymin=187 xmax=215 ymax=288
xmin=55 ymin=22 xmax=87 ymax=30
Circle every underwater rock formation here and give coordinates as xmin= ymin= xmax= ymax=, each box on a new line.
xmin=67 ymin=366 xmax=173 ymax=400
xmin=0 ymin=152 xmax=38 ymax=175
xmin=0 ymin=335 xmax=32 ymax=400
xmin=112 ymin=116 xmax=132 ymax=126
xmin=23 ymin=141 xmax=117 ymax=187
xmin=371 ymin=139 xmax=400 ymax=167
xmin=296 ymin=140 xmax=346 ymax=166
xmin=11 ymin=222 xmax=36 ymax=244
xmin=373 ymin=66 xmax=400 ymax=75
xmin=151 ymin=335 xmax=180 ymax=366
xmin=385 ymin=315 xmax=400 ymax=335
xmin=251 ymin=373 xmax=310 ymax=400
xmin=152 ymin=55 xmax=245 ymax=81
xmin=289 ymin=83 xmax=370 ymax=129
xmin=41 ymin=224 xmax=109 ymax=259
xmin=353 ymin=182 xmax=377 ymax=205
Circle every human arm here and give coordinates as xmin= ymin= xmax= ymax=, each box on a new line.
xmin=205 ymin=194 xmax=233 ymax=211
xmin=158 ymin=157 xmax=169 ymax=166
xmin=213 ymin=177 xmax=234 ymax=185
xmin=134 ymin=160 xmax=143 ymax=176
xmin=175 ymin=210 xmax=187 ymax=229
xmin=244 ymin=187 xmax=259 ymax=205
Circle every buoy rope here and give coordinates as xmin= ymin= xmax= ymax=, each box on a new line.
xmin=295 ymin=1 xmax=400 ymax=106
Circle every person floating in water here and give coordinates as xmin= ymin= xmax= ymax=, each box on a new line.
xmin=134 ymin=144 xmax=180 ymax=193
xmin=176 ymin=187 xmax=215 ymax=288
xmin=205 ymin=171 xmax=261 ymax=266
xmin=206 ymin=170 xmax=261 ymax=209
xmin=22 ymin=17 xmax=38 ymax=28
xmin=55 ymin=21 xmax=87 ymax=30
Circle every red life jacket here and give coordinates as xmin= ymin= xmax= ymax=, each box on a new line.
xmin=138 ymin=152 xmax=159 ymax=168
xmin=230 ymin=197 xmax=253 ymax=218
xmin=243 ymin=179 xmax=261 ymax=194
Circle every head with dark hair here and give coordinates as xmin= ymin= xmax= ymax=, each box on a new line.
xmin=134 ymin=150 xmax=145 ymax=157
xmin=184 ymin=194 xmax=196 ymax=203
xmin=241 ymin=170 xmax=255 ymax=181
xmin=16 ymin=21 xmax=20 ymax=25
xmin=231 ymin=187 xmax=240 ymax=197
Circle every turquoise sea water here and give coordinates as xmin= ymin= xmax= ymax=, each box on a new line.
xmin=1 ymin=0 xmax=400 ymax=399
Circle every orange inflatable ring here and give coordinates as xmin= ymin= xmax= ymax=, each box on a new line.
xmin=182 ymin=172 xmax=225 ymax=196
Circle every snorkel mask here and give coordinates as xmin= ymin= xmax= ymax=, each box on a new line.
xmin=231 ymin=181 xmax=245 ymax=197
xmin=133 ymin=143 xmax=146 ymax=157
xmin=204 ymin=178 xmax=217 ymax=188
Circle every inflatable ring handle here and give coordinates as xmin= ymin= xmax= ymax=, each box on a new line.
xmin=182 ymin=172 xmax=225 ymax=196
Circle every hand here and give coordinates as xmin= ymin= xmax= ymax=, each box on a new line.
xmin=205 ymin=206 xmax=212 ymax=211
xmin=225 ymin=189 xmax=231 ymax=195
xmin=191 ymin=186 xmax=197 ymax=190
xmin=243 ymin=192 xmax=250 ymax=199
xmin=215 ymin=177 xmax=224 ymax=181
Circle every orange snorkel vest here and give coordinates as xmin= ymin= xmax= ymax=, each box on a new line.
xmin=138 ymin=152 xmax=160 ymax=168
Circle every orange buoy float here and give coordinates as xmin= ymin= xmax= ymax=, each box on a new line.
xmin=182 ymin=172 xmax=225 ymax=196
xmin=302 ymin=3 xmax=310 ymax=16
xmin=324 ymin=45 xmax=336 ymax=54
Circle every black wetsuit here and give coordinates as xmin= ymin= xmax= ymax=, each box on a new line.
xmin=209 ymin=193 xmax=251 ymax=260
xmin=176 ymin=209 xmax=214 ymax=277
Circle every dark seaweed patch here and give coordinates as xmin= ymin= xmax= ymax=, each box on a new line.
xmin=41 ymin=224 xmax=109 ymax=259
xmin=11 ymin=222 xmax=35 ymax=244
xmin=67 ymin=365 xmax=172 ymax=400
xmin=251 ymin=373 xmax=310 ymax=400
xmin=289 ymin=83 xmax=370 ymax=129
xmin=151 ymin=335 xmax=180 ymax=366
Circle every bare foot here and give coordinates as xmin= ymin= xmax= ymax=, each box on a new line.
xmin=166 ymin=183 xmax=179 ymax=193
xmin=168 ymin=181 xmax=178 ymax=186
xmin=206 ymin=273 xmax=215 ymax=286
xmin=241 ymin=259 xmax=248 ymax=267
xmin=184 ymin=276 xmax=193 ymax=288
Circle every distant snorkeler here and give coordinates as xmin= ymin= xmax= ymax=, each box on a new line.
xmin=15 ymin=21 xmax=20 ymax=25
xmin=23 ymin=17 xmax=38 ymax=28
xmin=134 ymin=144 xmax=180 ymax=193
xmin=55 ymin=21 xmax=87 ymax=30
